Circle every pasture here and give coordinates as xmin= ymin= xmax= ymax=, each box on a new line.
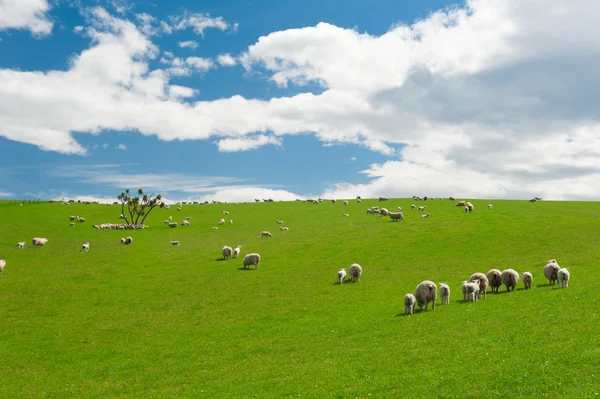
xmin=0 ymin=198 xmax=599 ymax=398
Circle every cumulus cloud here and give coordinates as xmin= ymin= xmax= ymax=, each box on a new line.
xmin=217 ymin=53 xmax=236 ymax=67
xmin=169 ymin=85 xmax=197 ymax=99
xmin=0 ymin=0 xmax=53 ymax=36
xmin=215 ymin=135 xmax=283 ymax=152
xmin=166 ymin=12 xmax=230 ymax=36
xmin=115 ymin=143 xmax=127 ymax=150
xmin=0 ymin=190 xmax=14 ymax=197
xmin=178 ymin=40 xmax=198 ymax=49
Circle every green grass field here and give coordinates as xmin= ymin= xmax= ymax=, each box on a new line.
xmin=1 ymin=198 xmax=599 ymax=398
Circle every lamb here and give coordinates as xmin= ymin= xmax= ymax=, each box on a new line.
xmin=0 ymin=259 xmax=5 ymax=276
xmin=404 ymin=293 xmax=416 ymax=315
xmin=557 ymin=268 xmax=570 ymax=288
xmin=78 ymin=217 xmax=86 ymax=223
xmin=233 ymin=245 xmax=242 ymax=258
xmin=388 ymin=212 xmax=404 ymax=221
xmin=261 ymin=231 xmax=273 ymax=238
xmin=543 ymin=260 xmax=561 ymax=285
xmin=420 ymin=213 xmax=430 ymax=218
xmin=243 ymin=253 xmax=261 ymax=269
xmin=222 ymin=245 xmax=233 ymax=259
xmin=486 ymin=269 xmax=502 ymax=293
xmin=219 ymin=218 xmax=225 ymax=225
xmin=348 ymin=263 xmax=363 ymax=282
xmin=501 ymin=269 xmax=519 ymax=292
xmin=81 ymin=242 xmax=90 ymax=252
xmin=170 ymin=240 xmax=180 ymax=246
xmin=465 ymin=280 xmax=480 ymax=302
xmin=414 ymin=280 xmax=437 ymax=311
xmin=469 ymin=272 xmax=489 ymax=299
xmin=32 ymin=237 xmax=48 ymax=247
xmin=488 ymin=204 xmax=493 ymax=210
xmin=121 ymin=237 xmax=133 ymax=245
xmin=522 ymin=272 xmax=533 ymax=289
xmin=439 ymin=283 xmax=450 ymax=305
xmin=456 ymin=201 xmax=466 ymax=207
xmin=17 ymin=242 xmax=25 ymax=249
xmin=337 ymin=268 xmax=347 ymax=284
xmin=464 ymin=206 xmax=469 ymax=213
xmin=461 ymin=281 xmax=469 ymax=301
xmin=276 ymin=220 xmax=284 ymax=224
xmin=280 ymin=226 xmax=289 ymax=231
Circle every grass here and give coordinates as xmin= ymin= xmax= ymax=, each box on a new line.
xmin=0 ymin=198 xmax=599 ymax=398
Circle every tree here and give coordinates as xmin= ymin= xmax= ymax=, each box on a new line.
xmin=117 ymin=188 xmax=164 ymax=225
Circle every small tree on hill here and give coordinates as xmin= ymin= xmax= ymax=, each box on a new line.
xmin=118 ymin=188 xmax=164 ymax=225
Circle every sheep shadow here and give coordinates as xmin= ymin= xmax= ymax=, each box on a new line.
xmin=215 ymin=258 xmax=229 ymax=262
xmin=331 ymin=280 xmax=361 ymax=286
xmin=536 ymin=283 xmax=555 ymax=288
xmin=394 ymin=308 xmax=430 ymax=317
xmin=237 ymin=267 xmax=257 ymax=271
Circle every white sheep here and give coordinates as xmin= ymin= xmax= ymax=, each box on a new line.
xmin=411 ymin=204 xmax=416 ymax=209
xmin=357 ymin=199 xmax=362 ymax=203
xmin=230 ymin=220 xmax=233 ymax=224
xmin=121 ymin=237 xmax=133 ymax=245
xmin=466 ymin=202 xmax=474 ymax=212
xmin=343 ymin=201 xmax=349 ymax=206
xmin=343 ymin=213 xmax=350 ymax=217
xmin=522 ymin=272 xmax=533 ymax=289
xmin=222 ymin=211 xmax=230 ymax=215
xmin=366 ymin=209 xmax=373 ymax=215
xmin=388 ymin=212 xmax=404 ymax=221
xmin=32 ymin=237 xmax=48 ymax=247
xmin=420 ymin=213 xmax=430 ymax=218
xmin=219 ymin=218 xmax=225 ymax=225
xmin=439 ymin=283 xmax=450 ymax=305
xmin=557 ymin=268 xmax=570 ymax=288
xmin=501 ymin=269 xmax=519 ymax=292
xmin=81 ymin=242 xmax=90 ymax=252
xmin=233 ymin=245 xmax=242 ymax=258
xmin=404 ymin=293 xmax=416 ymax=315
xmin=276 ymin=220 xmax=284 ymax=224
xmin=210 ymin=227 xmax=218 ymax=230
xmin=486 ymin=269 xmax=502 ymax=293
xmin=469 ymin=272 xmax=489 ymax=299
xmin=544 ymin=260 xmax=561 ymax=285
xmin=70 ymin=222 xmax=75 ymax=227
xmin=461 ymin=281 xmax=469 ymax=301
xmin=222 ymin=245 xmax=233 ymax=260
xmin=243 ymin=253 xmax=261 ymax=269
xmin=464 ymin=280 xmax=480 ymax=302
xmin=337 ymin=268 xmax=347 ymax=284
xmin=415 ymin=281 xmax=437 ymax=311
xmin=0 ymin=259 xmax=5 ymax=276
xmin=349 ymin=263 xmax=362 ymax=282
xmin=418 ymin=206 xmax=426 ymax=212
xmin=17 ymin=242 xmax=25 ymax=249
xmin=397 ymin=206 xmax=402 ymax=211
xmin=488 ymin=204 xmax=493 ymax=210
xmin=168 ymin=222 xmax=178 ymax=228
xmin=70 ymin=215 xmax=76 ymax=221
xmin=261 ymin=231 xmax=273 ymax=238
xmin=181 ymin=220 xmax=190 ymax=226
xmin=170 ymin=240 xmax=180 ymax=246
xmin=280 ymin=226 xmax=289 ymax=231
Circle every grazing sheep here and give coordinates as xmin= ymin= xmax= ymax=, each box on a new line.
xmin=522 ymin=272 xmax=533 ymax=289
xmin=243 ymin=253 xmax=261 ymax=269
xmin=70 ymin=222 xmax=75 ymax=227
xmin=366 ymin=209 xmax=373 ymax=215
xmin=501 ymin=269 xmax=519 ymax=292
xmin=181 ymin=220 xmax=190 ymax=226
xmin=280 ymin=226 xmax=289 ymax=231
xmin=70 ymin=215 xmax=76 ymax=221
xmin=17 ymin=242 xmax=25 ymax=249
xmin=343 ymin=213 xmax=350 ymax=217
xmin=276 ymin=220 xmax=284 ymax=224
xmin=219 ymin=218 xmax=225 ymax=225
xmin=469 ymin=272 xmax=489 ymax=299
xmin=418 ymin=206 xmax=426 ymax=212
xmin=168 ymin=222 xmax=178 ymax=228
xmin=343 ymin=201 xmax=349 ymax=206
xmin=233 ymin=245 xmax=242 ymax=258
xmin=456 ymin=201 xmax=466 ymax=207
xmin=32 ymin=237 xmax=48 ymax=247
xmin=81 ymin=242 xmax=90 ymax=252
xmin=464 ymin=280 xmax=480 ymax=302
xmin=397 ymin=206 xmax=402 ymax=211
xmin=404 ymin=293 xmax=416 ymax=315
xmin=488 ymin=204 xmax=493 ymax=210
xmin=544 ymin=260 xmax=561 ymax=285
xmin=411 ymin=204 xmax=417 ymax=209
xmin=449 ymin=197 xmax=456 ymax=201
xmin=210 ymin=227 xmax=218 ymax=230
xmin=0 ymin=259 xmax=5 ymax=275
xmin=487 ymin=269 xmax=502 ymax=293
xmin=357 ymin=199 xmax=362 ymax=203
xmin=380 ymin=208 xmax=389 ymax=216
xmin=170 ymin=240 xmax=180 ymax=246
xmin=439 ymin=283 xmax=450 ymax=305
xmin=337 ymin=268 xmax=347 ymax=284
xmin=332 ymin=199 xmax=337 ymax=203
xmin=420 ymin=213 xmax=430 ymax=218
xmin=230 ymin=220 xmax=233 ymax=224
xmin=261 ymin=231 xmax=273 ymax=238
xmin=529 ymin=198 xmax=537 ymax=202
xmin=465 ymin=206 xmax=469 ymax=213
xmin=466 ymin=202 xmax=474 ymax=212
xmin=222 ymin=245 xmax=233 ymax=259
xmin=349 ymin=263 xmax=363 ymax=282
xmin=379 ymin=197 xmax=389 ymax=202
xmin=388 ymin=212 xmax=404 ymax=221
xmin=557 ymin=268 xmax=570 ymax=288
xmin=222 ymin=211 xmax=229 ymax=215
xmin=186 ymin=216 xmax=192 ymax=221
xmin=78 ymin=217 xmax=86 ymax=223
xmin=121 ymin=237 xmax=133 ymax=245
xmin=414 ymin=281 xmax=437 ymax=311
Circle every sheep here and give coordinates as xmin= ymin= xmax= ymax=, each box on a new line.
xmin=404 ymin=293 xmax=416 ymax=315
xmin=233 ymin=245 xmax=242 ymax=258
xmin=411 ymin=204 xmax=417 ymax=209
xmin=280 ymin=226 xmax=289 ymax=231
xmin=466 ymin=202 xmax=474 ymax=212
xmin=261 ymin=231 xmax=273 ymax=238
xmin=544 ymin=260 xmax=561 ymax=285
xmin=186 ymin=216 xmax=192 ymax=220
xmin=276 ymin=220 xmax=284 ymax=224
xmin=168 ymin=222 xmax=178 ymax=228
xmin=380 ymin=208 xmax=389 ymax=216
xmin=337 ymin=268 xmax=347 ymax=285
xmin=420 ymin=213 xmax=430 ymax=218
xmin=230 ymin=220 xmax=233 ymax=224
xmin=379 ymin=197 xmax=389 ymax=201
xmin=169 ymin=216 xmax=173 ymax=221
xmin=464 ymin=206 xmax=469 ymax=213
xmin=414 ymin=281 xmax=437 ymax=311
xmin=529 ymin=198 xmax=537 ymax=202
xmin=243 ymin=253 xmax=261 ymax=269
xmin=219 ymin=218 xmax=225 ymax=225
xmin=78 ymin=217 xmax=86 ymax=223
xmin=121 ymin=237 xmax=133 ymax=245
xmin=357 ymin=199 xmax=362 ymax=203
xmin=32 ymin=237 xmax=48 ymax=247
xmin=388 ymin=212 xmax=404 ymax=221
xmin=343 ymin=213 xmax=350 ymax=217
xmin=70 ymin=222 xmax=75 ymax=227
xmin=456 ymin=201 xmax=466 ymax=207
xmin=222 ymin=245 xmax=233 ymax=260
xmin=501 ymin=269 xmax=519 ymax=292
xmin=181 ymin=220 xmax=190 ymax=226
xmin=343 ymin=201 xmax=349 ymax=206
xmin=488 ymin=204 xmax=493 ymax=210
xmin=366 ymin=209 xmax=373 ymax=215
xmin=0 ymin=259 xmax=5 ymax=275
xmin=469 ymin=272 xmax=489 ymax=299
xmin=557 ymin=268 xmax=570 ymax=288
xmin=80 ymin=242 xmax=90 ymax=252
xmin=177 ymin=206 xmax=182 ymax=211
xmin=397 ymin=206 xmax=402 ymax=211
xmin=332 ymin=199 xmax=337 ymax=203
xmin=449 ymin=197 xmax=456 ymax=201
xmin=522 ymin=272 xmax=533 ymax=289
xmin=222 ymin=211 xmax=229 ymax=215
xmin=170 ymin=240 xmax=180 ymax=246
xmin=348 ymin=263 xmax=362 ymax=282
xmin=461 ymin=281 xmax=470 ymax=301
xmin=439 ymin=283 xmax=450 ymax=305
xmin=17 ymin=242 xmax=25 ymax=249
xmin=464 ymin=280 xmax=480 ymax=302
xmin=487 ymin=269 xmax=502 ymax=293
xmin=418 ymin=206 xmax=426 ymax=212
xmin=70 ymin=215 xmax=76 ymax=221
xmin=210 ymin=227 xmax=218 ymax=230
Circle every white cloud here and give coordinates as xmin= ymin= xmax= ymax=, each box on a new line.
xmin=198 ymin=187 xmax=301 ymax=203
xmin=217 ymin=53 xmax=236 ymax=67
xmin=169 ymin=85 xmax=197 ymax=99
xmin=215 ymin=135 xmax=283 ymax=152
xmin=0 ymin=0 xmax=53 ymax=36
xmin=167 ymin=12 xmax=230 ymax=36
xmin=0 ymin=190 xmax=14 ymax=197
xmin=102 ymin=144 xmax=109 ymax=150
xmin=178 ymin=40 xmax=198 ymax=49
xmin=115 ymin=143 xmax=127 ymax=150
xmin=350 ymin=157 xmax=356 ymax=161
xmin=161 ymin=56 xmax=213 ymax=76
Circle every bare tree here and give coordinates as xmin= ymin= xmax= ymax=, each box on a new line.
xmin=117 ymin=188 xmax=164 ymax=225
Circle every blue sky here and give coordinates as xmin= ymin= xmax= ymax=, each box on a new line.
xmin=1 ymin=0 xmax=600 ymax=202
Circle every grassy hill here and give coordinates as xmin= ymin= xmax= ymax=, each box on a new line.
xmin=0 ymin=198 xmax=599 ymax=398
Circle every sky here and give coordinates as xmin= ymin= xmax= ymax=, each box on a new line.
xmin=1 ymin=0 xmax=600 ymax=203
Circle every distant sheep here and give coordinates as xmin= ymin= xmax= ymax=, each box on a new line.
xmin=186 ymin=216 xmax=192 ymax=221
xmin=488 ymin=204 xmax=493 ymax=210
xmin=449 ymin=197 xmax=456 ymax=201
xmin=70 ymin=215 xmax=76 ymax=221
xmin=121 ymin=237 xmax=133 ymax=245
xmin=219 ymin=218 xmax=225 ymax=225
xmin=501 ymin=269 xmax=519 ymax=292
xmin=456 ymin=201 xmax=466 ymax=207
xmin=411 ymin=204 xmax=417 ymax=209
xmin=415 ymin=280 xmax=437 ymax=311
xmin=486 ymin=269 xmax=502 ymax=293
xmin=418 ymin=206 xmax=426 ymax=212
xmin=230 ymin=220 xmax=233 ymax=224
xmin=261 ymin=231 xmax=272 ymax=238
xmin=357 ymin=199 xmax=362 ymax=203
xmin=276 ymin=220 xmax=284 ymax=224
xmin=32 ymin=237 xmax=48 ymax=247
xmin=0 ymin=259 xmax=5 ymax=276
xmin=469 ymin=272 xmax=489 ymax=299
xmin=337 ymin=268 xmax=347 ymax=285
xmin=210 ymin=227 xmax=218 ymax=230
xmin=366 ymin=209 xmax=373 ymax=214
xmin=233 ymin=245 xmax=242 ymax=258
xmin=343 ymin=201 xmax=349 ymax=206
xmin=70 ymin=222 xmax=75 ymax=227
xmin=404 ymin=293 xmax=416 ymax=315
xmin=557 ymin=268 xmax=570 ymax=288
xmin=181 ymin=220 xmax=190 ymax=226
xmin=420 ymin=213 xmax=430 ymax=218
xmin=522 ymin=272 xmax=533 ymax=289
xmin=280 ymin=226 xmax=289 ymax=231
xmin=388 ymin=212 xmax=404 ymax=221
xmin=78 ymin=217 xmax=86 ymax=223
xmin=170 ymin=240 xmax=180 ymax=246
xmin=81 ymin=242 xmax=90 ymax=252
xmin=17 ymin=242 xmax=25 ymax=249
xmin=439 ymin=283 xmax=450 ymax=305
xmin=332 ymin=199 xmax=337 ymax=203
xmin=349 ymin=263 xmax=362 ymax=282
xmin=222 ymin=245 xmax=233 ymax=260
xmin=168 ymin=222 xmax=178 ymax=228
xmin=343 ymin=213 xmax=350 ymax=217
xmin=222 ymin=211 xmax=229 ymax=215
xmin=543 ymin=260 xmax=561 ymax=285
xmin=397 ymin=206 xmax=402 ymax=211
xmin=243 ymin=253 xmax=261 ymax=269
